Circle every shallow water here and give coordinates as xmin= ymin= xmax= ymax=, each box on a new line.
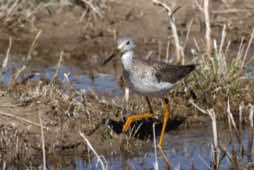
xmin=244 ymin=64 xmax=254 ymax=80
xmin=49 ymin=124 xmax=254 ymax=170
xmin=1 ymin=64 xmax=123 ymax=96
xmin=43 ymin=66 xmax=123 ymax=96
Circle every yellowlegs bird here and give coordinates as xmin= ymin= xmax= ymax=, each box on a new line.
xmin=105 ymin=37 xmax=196 ymax=146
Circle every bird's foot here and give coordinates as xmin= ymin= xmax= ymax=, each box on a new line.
xmin=122 ymin=112 xmax=154 ymax=133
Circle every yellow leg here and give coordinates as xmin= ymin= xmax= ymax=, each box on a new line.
xmin=159 ymin=98 xmax=170 ymax=146
xmin=122 ymin=112 xmax=153 ymax=132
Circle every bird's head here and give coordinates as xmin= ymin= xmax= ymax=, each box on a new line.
xmin=102 ymin=37 xmax=135 ymax=66
xmin=117 ymin=37 xmax=135 ymax=53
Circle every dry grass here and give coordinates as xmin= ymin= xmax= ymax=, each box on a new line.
xmin=191 ymin=100 xmax=254 ymax=169
xmin=151 ymin=0 xmax=254 ymax=119
xmin=79 ymin=131 xmax=108 ymax=170
xmin=0 ymin=0 xmax=106 ymax=17
xmin=0 ymin=0 xmax=107 ymax=33
xmin=151 ymin=1 xmax=254 ymax=168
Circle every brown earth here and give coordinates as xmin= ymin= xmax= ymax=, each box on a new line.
xmin=0 ymin=0 xmax=254 ymax=70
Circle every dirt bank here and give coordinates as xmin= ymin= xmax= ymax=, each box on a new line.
xmin=0 ymin=0 xmax=254 ymax=70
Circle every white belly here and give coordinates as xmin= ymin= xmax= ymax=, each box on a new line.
xmin=126 ymin=73 xmax=175 ymax=96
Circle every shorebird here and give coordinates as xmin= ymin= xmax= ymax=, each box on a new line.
xmin=104 ymin=37 xmax=196 ymax=146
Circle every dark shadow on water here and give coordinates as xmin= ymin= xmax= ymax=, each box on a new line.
xmin=107 ymin=117 xmax=184 ymax=140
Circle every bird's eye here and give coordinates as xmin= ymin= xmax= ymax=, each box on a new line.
xmin=126 ymin=41 xmax=130 ymax=45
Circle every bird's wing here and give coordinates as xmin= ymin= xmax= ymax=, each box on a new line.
xmin=138 ymin=59 xmax=196 ymax=83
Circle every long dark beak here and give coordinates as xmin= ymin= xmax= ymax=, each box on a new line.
xmin=101 ymin=50 xmax=118 ymax=66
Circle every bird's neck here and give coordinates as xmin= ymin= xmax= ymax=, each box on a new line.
xmin=121 ymin=50 xmax=134 ymax=71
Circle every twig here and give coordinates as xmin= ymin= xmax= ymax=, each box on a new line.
xmin=0 ymin=104 xmax=17 ymax=108
xmin=79 ymin=8 xmax=89 ymax=22
xmin=189 ymin=100 xmax=220 ymax=169
xmin=131 ymin=122 xmax=143 ymax=138
xmin=247 ymin=104 xmax=254 ymax=161
xmin=224 ymin=41 xmax=231 ymax=59
xmin=27 ymin=30 xmax=42 ymax=62
xmin=81 ymin=0 xmax=103 ymax=18
xmin=0 ymin=110 xmax=48 ymax=129
xmin=239 ymin=103 xmax=244 ymax=158
xmin=216 ymin=25 xmax=227 ymax=77
xmin=172 ymin=19 xmax=184 ymax=64
xmin=51 ymin=51 xmax=64 ymax=84
xmin=2 ymin=37 xmax=12 ymax=70
xmin=79 ymin=131 xmax=108 ymax=170
xmin=198 ymin=154 xmax=211 ymax=169
xmin=166 ymin=38 xmax=170 ymax=62
xmin=124 ymin=87 xmax=129 ymax=103
xmin=236 ymin=37 xmax=245 ymax=61
xmin=183 ymin=19 xmax=193 ymax=50
xmin=63 ymin=72 xmax=73 ymax=90
xmin=207 ymin=109 xmax=219 ymax=169
xmin=195 ymin=37 xmax=202 ymax=52
xmin=39 ymin=111 xmax=47 ymax=170
xmin=242 ymin=28 xmax=254 ymax=69
xmin=204 ymin=0 xmax=211 ymax=58
xmin=227 ymin=99 xmax=241 ymax=144
xmin=189 ymin=100 xmax=208 ymax=115
xmin=2 ymin=161 xmax=6 ymax=170
xmin=152 ymin=0 xmax=184 ymax=64
xmin=5 ymin=0 xmax=19 ymax=19
xmin=249 ymin=104 xmax=254 ymax=128
xmin=1 ymin=37 xmax=12 ymax=80
xmin=218 ymin=144 xmax=233 ymax=164
xmin=158 ymin=145 xmax=170 ymax=169
xmin=195 ymin=0 xmax=204 ymax=11
xmin=153 ymin=123 xmax=159 ymax=170
xmin=212 ymin=9 xmax=249 ymax=14
xmin=11 ymin=65 xmax=26 ymax=87
xmin=227 ymin=99 xmax=237 ymax=129
xmin=152 ymin=0 xmax=181 ymax=18
xmin=159 ymin=40 xmax=163 ymax=60
xmin=219 ymin=25 xmax=226 ymax=56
